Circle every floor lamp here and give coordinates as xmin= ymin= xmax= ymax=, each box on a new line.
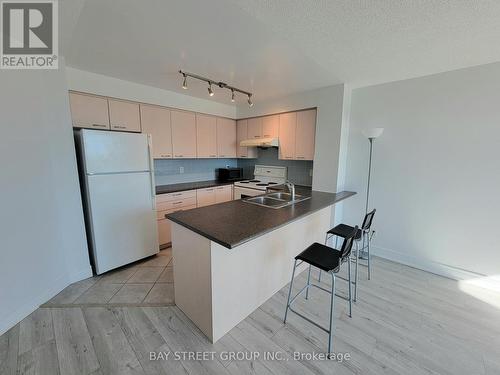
xmin=360 ymin=127 xmax=384 ymax=257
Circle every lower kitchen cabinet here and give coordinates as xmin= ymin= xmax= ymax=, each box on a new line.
xmin=157 ymin=217 xmax=172 ymax=246
xmin=156 ymin=190 xmax=197 ymax=247
xmin=215 ymin=185 xmax=233 ymax=203
xmin=197 ymin=187 xmax=216 ymax=207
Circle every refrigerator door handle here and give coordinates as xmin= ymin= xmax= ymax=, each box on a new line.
xmin=147 ymin=134 xmax=156 ymax=210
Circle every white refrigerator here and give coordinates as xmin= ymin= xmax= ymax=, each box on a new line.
xmin=75 ymin=129 xmax=159 ymax=275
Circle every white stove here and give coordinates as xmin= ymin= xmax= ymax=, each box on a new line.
xmin=234 ymin=165 xmax=287 ymax=199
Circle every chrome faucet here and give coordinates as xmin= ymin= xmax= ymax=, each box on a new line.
xmin=284 ymin=181 xmax=295 ymax=200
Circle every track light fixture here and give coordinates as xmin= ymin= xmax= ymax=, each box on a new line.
xmin=179 ymin=70 xmax=254 ymax=106
xmin=182 ymin=74 xmax=187 ymax=89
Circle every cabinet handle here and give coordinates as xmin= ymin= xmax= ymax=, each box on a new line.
xmin=263 ymin=134 xmax=271 ymax=137
xmin=254 ymin=135 xmax=260 ymax=138
xmin=172 ymin=193 xmax=183 ymax=196
xmin=91 ymin=123 xmax=107 ymax=128
xmin=210 ymin=155 xmax=217 ymax=157
xmin=172 ymin=201 xmax=183 ymax=205
xmin=219 ymin=155 xmax=225 ymax=157
xmin=297 ymin=156 xmax=305 ymax=159
xmin=174 ymin=155 xmax=183 ymax=158
xmin=285 ymin=156 xmax=292 ymax=159
xmin=161 ymin=154 xmax=171 ymax=158
xmin=114 ymin=125 xmax=127 ymax=129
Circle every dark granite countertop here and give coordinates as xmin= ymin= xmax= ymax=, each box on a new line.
xmin=166 ymin=190 xmax=356 ymax=249
xmin=156 ymin=180 xmax=237 ymax=195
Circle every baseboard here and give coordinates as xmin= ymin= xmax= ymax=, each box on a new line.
xmin=0 ymin=265 xmax=93 ymax=337
xmin=371 ymin=245 xmax=485 ymax=281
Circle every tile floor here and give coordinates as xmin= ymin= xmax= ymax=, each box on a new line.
xmin=42 ymin=247 xmax=174 ymax=307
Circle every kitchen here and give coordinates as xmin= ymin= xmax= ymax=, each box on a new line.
xmin=2 ymin=1 xmax=500 ymax=374
xmin=70 ymin=89 xmax=320 ymax=267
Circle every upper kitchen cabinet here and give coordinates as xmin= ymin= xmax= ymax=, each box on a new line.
xmin=171 ymin=110 xmax=197 ymax=158
xmin=108 ymin=99 xmax=141 ymax=132
xmin=216 ymin=117 xmax=237 ymax=158
xmin=69 ymin=92 xmax=110 ymax=130
xmin=140 ymin=104 xmax=172 ymax=159
xmin=262 ymin=115 xmax=279 ymax=138
xmin=236 ymin=120 xmax=257 ymax=159
xmin=247 ymin=117 xmax=263 ymax=139
xmin=295 ymin=109 xmax=317 ymax=160
xmin=196 ymin=114 xmax=217 ymax=158
xmin=278 ymin=112 xmax=297 ymax=160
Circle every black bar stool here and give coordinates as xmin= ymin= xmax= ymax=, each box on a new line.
xmin=284 ymin=226 xmax=358 ymax=354
xmin=320 ymin=209 xmax=376 ymax=301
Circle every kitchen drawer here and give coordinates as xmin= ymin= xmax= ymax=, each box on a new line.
xmin=156 ymin=196 xmax=196 ymax=212
xmin=156 ymin=204 xmax=197 ymax=220
xmin=156 ymin=189 xmax=196 ymax=203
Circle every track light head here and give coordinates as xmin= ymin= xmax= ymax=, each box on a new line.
xmin=182 ymin=74 xmax=187 ymax=89
xmin=208 ymin=82 xmax=214 ymax=97
xmin=231 ymin=89 xmax=235 ymax=102
xmin=247 ymin=94 xmax=253 ymax=107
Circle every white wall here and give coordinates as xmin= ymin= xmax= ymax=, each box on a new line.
xmin=344 ymin=62 xmax=500 ymax=278
xmin=66 ymin=67 xmax=237 ymax=118
xmin=237 ymin=84 xmax=345 ymax=194
xmin=0 ymin=60 xmax=91 ymax=336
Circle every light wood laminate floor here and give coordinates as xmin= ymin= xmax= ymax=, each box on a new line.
xmin=1 ymin=256 xmax=499 ymax=375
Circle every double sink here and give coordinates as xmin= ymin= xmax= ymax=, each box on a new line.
xmin=244 ymin=192 xmax=311 ymax=209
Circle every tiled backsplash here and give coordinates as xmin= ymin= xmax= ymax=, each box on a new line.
xmin=237 ymin=148 xmax=313 ymax=186
xmin=154 ymin=148 xmax=313 ymax=186
xmin=154 ymin=158 xmax=238 ymax=185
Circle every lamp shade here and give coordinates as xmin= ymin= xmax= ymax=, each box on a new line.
xmin=362 ymin=128 xmax=384 ymax=139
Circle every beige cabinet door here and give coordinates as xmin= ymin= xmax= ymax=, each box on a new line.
xmin=157 ymin=217 xmax=171 ymax=245
xmin=197 ymin=188 xmax=216 ymax=207
xmin=236 ymin=119 xmax=248 ymax=158
xmin=262 ymin=115 xmax=279 ymax=138
xmin=196 ymin=114 xmax=217 ymax=158
xmin=140 ymin=105 xmax=172 ymax=159
xmin=108 ymin=99 xmax=141 ymax=132
xmin=247 ymin=117 xmax=263 ymax=139
xmin=69 ymin=92 xmax=110 ymax=130
xmin=215 ymin=185 xmax=233 ymax=203
xmin=217 ymin=118 xmax=237 ymax=158
xmin=295 ymin=109 xmax=317 ymax=160
xmin=236 ymin=120 xmax=257 ymax=158
xmin=278 ymin=112 xmax=297 ymax=160
xmin=171 ymin=110 xmax=197 ymax=158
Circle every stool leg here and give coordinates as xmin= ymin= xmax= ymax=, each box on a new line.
xmin=328 ymin=273 xmax=336 ymax=355
xmin=354 ymin=241 xmax=359 ymax=302
xmin=347 ymin=258 xmax=352 ymax=318
xmin=320 ymin=233 xmax=329 ymax=283
xmin=305 ymin=265 xmax=312 ymax=299
xmin=284 ymin=260 xmax=298 ymax=324
xmin=367 ymin=232 xmax=371 ymax=280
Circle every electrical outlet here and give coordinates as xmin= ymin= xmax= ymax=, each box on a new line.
xmin=179 ymin=167 xmax=184 ymax=174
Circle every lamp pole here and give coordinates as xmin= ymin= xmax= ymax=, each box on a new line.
xmin=365 ymin=138 xmax=374 ymax=214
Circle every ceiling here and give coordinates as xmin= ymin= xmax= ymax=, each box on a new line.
xmin=62 ymin=0 xmax=500 ymax=105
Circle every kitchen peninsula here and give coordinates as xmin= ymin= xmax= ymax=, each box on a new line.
xmin=167 ymin=190 xmax=355 ymax=342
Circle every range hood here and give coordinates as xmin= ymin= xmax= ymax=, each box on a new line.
xmin=239 ymin=137 xmax=279 ymax=148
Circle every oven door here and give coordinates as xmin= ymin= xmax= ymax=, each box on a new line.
xmin=233 ymin=186 xmax=264 ymax=200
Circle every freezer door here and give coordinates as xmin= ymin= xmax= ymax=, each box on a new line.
xmin=86 ymin=172 xmax=158 ymax=274
xmin=82 ymin=129 xmax=151 ymax=174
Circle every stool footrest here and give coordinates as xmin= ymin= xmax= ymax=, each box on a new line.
xmin=288 ymin=307 xmax=330 ymax=334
